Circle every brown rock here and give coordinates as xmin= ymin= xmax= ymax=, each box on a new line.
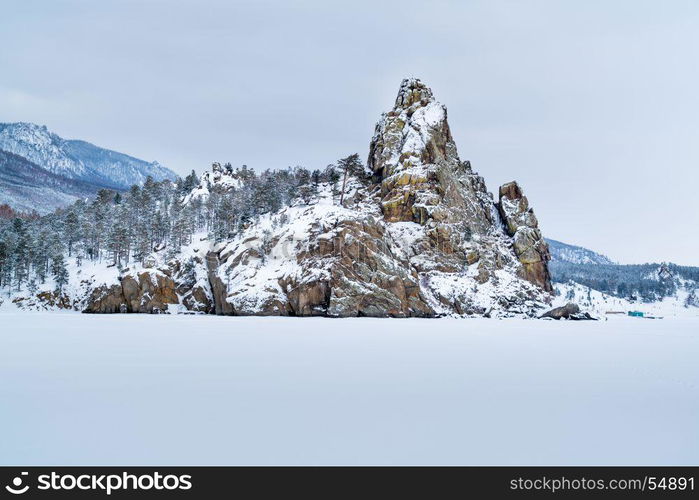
xmin=81 ymin=78 xmax=553 ymax=318
xmin=540 ymin=302 xmax=595 ymax=320
xmin=498 ymin=181 xmax=553 ymax=292
xmin=84 ymin=284 xmax=128 ymax=313
xmin=206 ymin=251 xmax=235 ymax=315
xmin=84 ymin=270 xmax=179 ymax=314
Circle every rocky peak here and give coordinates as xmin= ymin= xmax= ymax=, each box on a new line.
xmin=367 ymin=78 xmax=451 ymax=186
xmin=394 ymin=78 xmax=435 ymax=109
xmin=367 ymin=78 xmax=493 ymax=232
xmin=498 ymin=181 xmax=538 ymax=233
xmin=76 ymin=78 xmax=554 ymax=319
xmin=366 ymin=78 xmax=553 ymax=296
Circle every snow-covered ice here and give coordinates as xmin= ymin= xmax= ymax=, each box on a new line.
xmin=0 ymin=313 xmax=697 ymax=465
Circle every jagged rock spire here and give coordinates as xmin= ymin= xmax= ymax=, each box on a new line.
xmin=367 ymin=78 xmax=493 ymax=231
xmin=368 ymin=78 xmax=456 ymax=184
xmin=498 ymin=181 xmax=553 ymax=292
xmin=368 ymin=78 xmax=553 ymax=294
xmin=83 ymin=78 xmax=555 ymax=318
xmin=394 ymin=78 xmax=435 ymax=108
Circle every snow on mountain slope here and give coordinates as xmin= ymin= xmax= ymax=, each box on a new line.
xmin=62 ymin=139 xmax=176 ymax=189
xmin=553 ymin=281 xmax=699 ymax=318
xmin=0 ymin=122 xmax=177 ymax=190
xmin=2 ymin=182 xmax=548 ymax=318
xmin=550 ymin=259 xmax=699 ymax=307
xmin=546 ymin=238 xmax=614 ymax=264
xmin=0 ymin=150 xmax=97 ymax=213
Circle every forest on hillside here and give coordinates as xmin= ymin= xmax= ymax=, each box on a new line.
xmin=2 ymin=153 xmax=696 ymax=306
xmin=550 ymin=261 xmax=699 ymax=303
xmin=0 ymin=155 xmax=366 ymax=293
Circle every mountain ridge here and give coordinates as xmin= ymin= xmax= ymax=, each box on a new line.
xmin=0 ymin=122 xmax=178 ymax=213
xmin=0 ymin=150 xmax=99 ymax=213
xmin=546 ymin=238 xmax=615 ymax=265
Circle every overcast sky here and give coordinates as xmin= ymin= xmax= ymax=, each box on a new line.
xmin=1 ymin=0 xmax=697 ymax=265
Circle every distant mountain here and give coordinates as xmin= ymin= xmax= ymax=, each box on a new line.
xmin=0 ymin=122 xmax=178 ymax=213
xmin=545 ymin=239 xmax=698 ymax=309
xmin=0 ymin=150 xmax=99 ymax=213
xmin=0 ymin=122 xmax=177 ymax=190
xmin=550 ymin=260 xmax=699 ymax=310
xmin=545 ymin=234 xmax=699 ymax=310
xmin=546 ymin=238 xmax=614 ymax=265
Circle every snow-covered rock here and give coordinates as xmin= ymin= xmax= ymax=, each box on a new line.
xmin=9 ymin=79 xmax=557 ymax=318
xmin=184 ymin=78 xmax=555 ymax=317
xmin=183 ymin=162 xmax=244 ymax=204
xmin=497 ymin=181 xmax=552 ymax=292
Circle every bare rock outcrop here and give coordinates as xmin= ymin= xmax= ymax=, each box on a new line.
xmin=309 ymin=217 xmax=433 ymax=317
xmin=368 ymin=78 xmax=495 ymax=234
xmin=497 ymin=181 xmax=553 ymax=292
xmin=187 ymin=78 xmax=554 ymax=318
xmin=83 ymin=270 xmax=179 ymax=313
xmin=82 ymin=78 xmax=554 ymax=318
xmin=206 ymin=203 xmax=436 ymax=317
xmin=84 ymin=284 xmax=129 ymax=313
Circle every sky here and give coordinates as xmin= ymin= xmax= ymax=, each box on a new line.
xmin=1 ymin=0 xmax=697 ymax=265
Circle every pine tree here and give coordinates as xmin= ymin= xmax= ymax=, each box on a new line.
xmin=336 ymin=154 xmax=365 ymax=205
xmin=324 ymin=165 xmax=341 ymax=200
xmin=51 ymin=253 xmax=68 ymax=293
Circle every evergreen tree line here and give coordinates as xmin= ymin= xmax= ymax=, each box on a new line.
xmin=550 ymin=262 xmax=699 ymax=303
xmin=0 ymin=154 xmax=367 ymax=293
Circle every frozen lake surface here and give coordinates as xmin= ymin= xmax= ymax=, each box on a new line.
xmin=1 ymin=313 xmax=697 ymax=465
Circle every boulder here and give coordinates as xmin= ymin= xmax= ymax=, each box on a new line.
xmin=540 ymin=302 xmax=595 ymax=320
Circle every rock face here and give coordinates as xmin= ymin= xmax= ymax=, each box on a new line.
xmin=10 ymin=290 xmax=72 ymax=311
xmin=368 ymin=79 xmax=495 ymax=233
xmin=203 ymin=200 xmax=435 ymax=317
xmin=84 ymin=270 xmax=179 ymax=313
xmin=191 ymin=78 xmax=553 ymax=318
xmin=497 ymin=181 xmax=552 ymax=292
xmin=82 ymin=78 xmax=554 ymax=317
